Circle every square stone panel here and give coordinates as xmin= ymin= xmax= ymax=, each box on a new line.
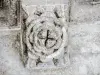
xmin=71 ymin=0 xmax=100 ymax=23
xmin=21 ymin=5 xmax=69 ymax=69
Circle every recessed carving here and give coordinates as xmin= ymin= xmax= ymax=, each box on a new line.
xmin=21 ymin=6 xmax=68 ymax=69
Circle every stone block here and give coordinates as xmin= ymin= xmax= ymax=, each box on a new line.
xmin=71 ymin=0 xmax=100 ymax=23
xmin=21 ymin=5 xmax=69 ymax=69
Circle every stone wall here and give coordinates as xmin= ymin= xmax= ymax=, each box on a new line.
xmin=0 ymin=0 xmax=100 ymax=75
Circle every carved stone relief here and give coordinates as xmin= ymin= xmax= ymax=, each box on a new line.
xmin=1 ymin=0 xmax=100 ymax=75
xmin=21 ymin=5 xmax=68 ymax=69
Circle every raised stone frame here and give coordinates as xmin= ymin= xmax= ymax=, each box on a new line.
xmin=20 ymin=5 xmax=69 ymax=69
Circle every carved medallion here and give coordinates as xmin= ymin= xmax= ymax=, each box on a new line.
xmin=21 ymin=5 xmax=68 ymax=69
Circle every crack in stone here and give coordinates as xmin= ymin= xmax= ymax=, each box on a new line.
xmin=54 ymin=11 xmax=60 ymax=18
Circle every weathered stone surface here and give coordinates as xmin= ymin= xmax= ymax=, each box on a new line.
xmin=71 ymin=0 xmax=100 ymax=23
xmin=68 ymin=22 xmax=100 ymax=75
xmin=0 ymin=0 xmax=21 ymax=27
xmin=0 ymin=0 xmax=100 ymax=75
xmin=22 ymin=0 xmax=46 ymax=6
xmin=21 ymin=5 xmax=68 ymax=69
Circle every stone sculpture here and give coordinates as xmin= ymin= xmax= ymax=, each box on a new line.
xmin=21 ymin=5 xmax=68 ymax=69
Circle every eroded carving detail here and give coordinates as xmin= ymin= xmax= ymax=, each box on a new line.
xmin=22 ymin=5 xmax=68 ymax=69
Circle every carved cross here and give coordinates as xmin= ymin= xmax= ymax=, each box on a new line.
xmin=38 ymin=29 xmax=57 ymax=49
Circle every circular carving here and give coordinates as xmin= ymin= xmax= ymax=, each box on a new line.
xmin=26 ymin=17 xmax=66 ymax=63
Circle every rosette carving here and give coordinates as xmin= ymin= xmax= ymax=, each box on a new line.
xmin=22 ymin=6 xmax=67 ymax=68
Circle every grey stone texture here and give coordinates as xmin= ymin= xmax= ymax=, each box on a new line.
xmin=0 ymin=0 xmax=100 ymax=75
xmin=0 ymin=0 xmax=21 ymax=27
xmin=71 ymin=0 xmax=100 ymax=23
